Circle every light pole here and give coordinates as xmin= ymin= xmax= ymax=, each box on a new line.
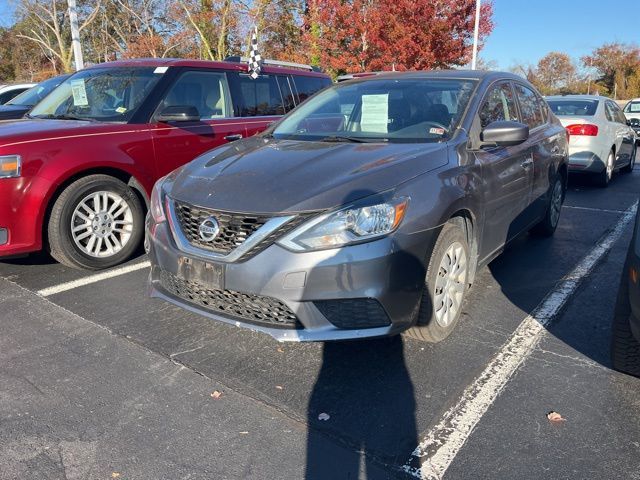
xmin=68 ymin=0 xmax=84 ymax=71
xmin=471 ymin=0 xmax=481 ymax=70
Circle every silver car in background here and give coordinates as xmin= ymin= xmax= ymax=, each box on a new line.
xmin=623 ymin=98 xmax=640 ymax=144
xmin=546 ymin=95 xmax=636 ymax=186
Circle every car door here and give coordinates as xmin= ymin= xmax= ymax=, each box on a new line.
xmin=474 ymin=81 xmax=534 ymax=259
xmin=608 ymin=101 xmax=635 ymax=165
xmin=227 ymin=71 xmax=288 ymax=139
xmin=151 ymin=69 xmax=246 ymax=179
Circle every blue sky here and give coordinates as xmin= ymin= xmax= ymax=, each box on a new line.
xmin=0 ymin=0 xmax=637 ymax=68
xmin=482 ymin=0 xmax=638 ymax=69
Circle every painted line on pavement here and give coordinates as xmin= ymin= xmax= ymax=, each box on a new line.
xmin=563 ymin=205 xmax=627 ymax=214
xmin=37 ymin=260 xmax=151 ymax=297
xmin=402 ymin=201 xmax=638 ymax=479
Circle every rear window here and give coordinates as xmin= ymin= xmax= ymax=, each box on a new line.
xmin=624 ymin=101 xmax=640 ymax=113
xmin=230 ymin=73 xmax=285 ymax=116
xmin=547 ymin=99 xmax=598 ymax=116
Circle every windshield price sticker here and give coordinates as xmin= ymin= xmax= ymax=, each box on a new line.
xmin=70 ymin=79 xmax=89 ymax=106
xmin=361 ymin=94 xmax=389 ymax=133
xmin=429 ymin=127 xmax=446 ymax=136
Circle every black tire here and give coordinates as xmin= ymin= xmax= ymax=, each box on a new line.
xmin=48 ymin=174 xmax=144 ymax=270
xmin=531 ymin=175 xmax=564 ymax=237
xmin=405 ymin=221 xmax=470 ymax=343
xmin=597 ymin=149 xmax=615 ymax=187
xmin=622 ymin=146 xmax=636 ymax=174
xmin=611 ymin=264 xmax=640 ymax=377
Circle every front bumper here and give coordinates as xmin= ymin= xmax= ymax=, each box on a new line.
xmin=146 ymin=217 xmax=434 ymax=342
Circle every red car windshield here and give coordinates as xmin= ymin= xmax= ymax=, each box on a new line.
xmin=30 ymin=67 xmax=162 ymax=122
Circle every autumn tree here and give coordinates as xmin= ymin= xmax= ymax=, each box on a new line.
xmin=533 ymin=52 xmax=577 ymax=95
xmin=582 ymin=43 xmax=640 ymax=99
xmin=15 ymin=0 xmax=101 ymax=73
xmin=302 ymin=0 xmax=494 ymax=75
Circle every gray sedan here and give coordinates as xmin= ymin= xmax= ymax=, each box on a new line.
xmin=146 ymin=71 xmax=568 ymax=342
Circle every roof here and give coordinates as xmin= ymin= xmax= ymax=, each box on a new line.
xmin=339 ymin=69 xmax=527 ymax=83
xmin=545 ymin=94 xmax=610 ymax=101
xmin=85 ymin=58 xmax=329 ymax=78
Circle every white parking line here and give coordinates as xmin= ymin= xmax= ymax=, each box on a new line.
xmin=37 ymin=260 xmax=151 ymax=297
xmin=403 ymin=201 xmax=638 ymax=479
xmin=563 ymin=205 xmax=627 ymax=214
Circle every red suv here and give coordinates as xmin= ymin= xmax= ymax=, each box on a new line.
xmin=0 ymin=58 xmax=330 ymax=269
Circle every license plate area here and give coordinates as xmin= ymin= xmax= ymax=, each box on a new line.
xmin=176 ymin=256 xmax=225 ymax=290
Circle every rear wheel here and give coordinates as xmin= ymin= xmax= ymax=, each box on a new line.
xmin=611 ymin=265 xmax=640 ymax=377
xmin=531 ymin=175 xmax=563 ymax=237
xmin=405 ymin=222 xmax=469 ymax=343
xmin=48 ymin=174 xmax=144 ymax=270
xmin=597 ymin=149 xmax=615 ymax=187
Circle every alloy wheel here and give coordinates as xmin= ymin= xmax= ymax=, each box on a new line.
xmin=549 ymin=180 xmax=563 ymax=227
xmin=433 ymin=241 xmax=468 ymax=328
xmin=70 ymin=191 xmax=133 ymax=258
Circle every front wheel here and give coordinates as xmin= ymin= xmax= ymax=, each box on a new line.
xmin=531 ymin=175 xmax=564 ymax=237
xmin=48 ymin=174 xmax=144 ymax=270
xmin=405 ymin=221 xmax=470 ymax=343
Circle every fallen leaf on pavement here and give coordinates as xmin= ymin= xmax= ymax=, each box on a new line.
xmin=277 ymin=346 xmax=285 ymax=353
xmin=318 ymin=412 xmax=330 ymax=421
xmin=275 ymin=385 xmax=283 ymax=390
xmin=547 ymin=411 xmax=566 ymax=423
xmin=210 ymin=390 xmax=223 ymax=399
xmin=111 ymin=474 xmax=121 ymax=479
xmin=239 ymin=431 xmax=249 ymax=434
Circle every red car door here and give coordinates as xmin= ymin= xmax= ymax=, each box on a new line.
xmin=151 ymin=70 xmax=246 ymax=179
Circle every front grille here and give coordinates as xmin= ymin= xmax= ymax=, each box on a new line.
xmin=159 ymin=270 xmax=299 ymax=328
xmin=174 ymin=201 xmax=271 ymax=255
xmin=314 ymin=298 xmax=391 ymax=329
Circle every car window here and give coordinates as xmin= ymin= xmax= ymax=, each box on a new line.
xmin=293 ymin=76 xmax=331 ymax=103
xmin=30 ymin=67 xmax=162 ymax=122
xmin=546 ymin=99 xmax=598 ymax=116
xmin=514 ymin=83 xmax=545 ymax=129
xmin=276 ymin=76 xmax=297 ymax=113
xmin=624 ymin=101 xmax=640 ymax=113
xmin=273 ymin=78 xmax=477 ymax=143
xmin=604 ymin=102 xmax=616 ymax=122
xmin=609 ymin=102 xmax=628 ymax=124
xmin=7 ymin=76 xmax=67 ymax=107
xmin=231 ymin=73 xmax=285 ymax=116
xmin=0 ymin=89 xmax=24 ymax=104
xmin=161 ymin=71 xmax=232 ymax=120
xmin=479 ymin=83 xmax=518 ymax=129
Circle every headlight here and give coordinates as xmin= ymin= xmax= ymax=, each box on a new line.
xmin=149 ymin=176 xmax=167 ymax=223
xmin=278 ymin=198 xmax=409 ymax=251
xmin=0 ymin=155 xmax=21 ymax=178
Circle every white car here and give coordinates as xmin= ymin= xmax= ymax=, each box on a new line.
xmin=546 ymin=95 xmax=636 ymax=186
xmin=623 ymin=98 xmax=640 ymax=144
xmin=0 ymin=83 xmax=36 ymax=105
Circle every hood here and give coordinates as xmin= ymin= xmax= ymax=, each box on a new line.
xmin=168 ymin=136 xmax=449 ymax=213
xmin=0 ymin=104 xmax=29 ymax=120
xmin=626 ymin=112 xmax=640 ymax=121
xmin=0 ymin=119 xmax=113 ymax=149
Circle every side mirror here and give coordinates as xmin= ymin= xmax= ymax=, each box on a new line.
xmin=157 ymin=105 xmax=200 ymax=123
xmin=480 ymin=120 xmax=529 ymax=147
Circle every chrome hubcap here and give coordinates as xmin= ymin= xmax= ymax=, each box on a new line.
xmin=550 ymin=180 xmax=562 ymax=227
xmin=71 ymin=191 xmax=133 ymax=258
xmin=434 ymin=241 xmax=467 ymax=328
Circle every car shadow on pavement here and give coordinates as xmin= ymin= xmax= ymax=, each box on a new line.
xmin=305 ymin=336 xmax=418 ymax=479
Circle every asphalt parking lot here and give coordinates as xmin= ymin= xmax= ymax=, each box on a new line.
xmin=2 ymin=154 xmax=640 ymax=479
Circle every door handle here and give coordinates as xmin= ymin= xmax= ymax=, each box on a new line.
xmin=224 ymin=134 xmax=243 ymax=142
xmin=521 ymin=157 xmax=533 ymax=169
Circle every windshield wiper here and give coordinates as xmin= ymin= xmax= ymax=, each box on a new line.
xmin=320 ymin=135 xmax=387 ymax=143
xmin=31 ymin=113 xmax=96 ymax=122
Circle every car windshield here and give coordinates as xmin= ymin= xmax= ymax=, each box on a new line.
xmin=547 ymin=99 xmax=598 ymax=116
xmin=272 ymin=77 xmax=477 ymax=143
xmin=30 ymin=67 xmax=162 ymax=122
xmin=624 ymin=101 xmax=640 ymax=113
xmin=7 ymin=75 xmax=67 ymax=107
